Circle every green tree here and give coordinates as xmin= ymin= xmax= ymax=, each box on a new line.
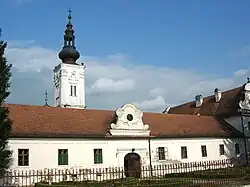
xmin=0 ymin=40 xmax=12 ymax=175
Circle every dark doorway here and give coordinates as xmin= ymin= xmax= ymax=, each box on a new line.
xmin=124 ymin=152 xmax=141 ymax=178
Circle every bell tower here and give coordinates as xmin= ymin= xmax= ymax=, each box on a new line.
xmin=53 ymin=9 xmax=86 ymax=109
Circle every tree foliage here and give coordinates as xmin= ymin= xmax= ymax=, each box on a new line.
xmin=0 ymin=40 xmax=13 ymax=175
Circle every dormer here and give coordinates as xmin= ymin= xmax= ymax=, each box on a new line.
xmin=195 ymin=95 xmax=203 ymax=108
xmin=214 ymin=88 xmax=222 ymax=103
xmin=239 ymin=78 xmax=250 ymax=110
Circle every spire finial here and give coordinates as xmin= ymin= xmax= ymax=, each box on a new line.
xmin=58 ymin=9 xmax=80 ymax=63
xmin=44 ymin=90 xmax=49 ymax=106
xmin=247 ymin=77 xmax=250 ymax=83
xmin=67 ymin=8 xmax=72 ymax=20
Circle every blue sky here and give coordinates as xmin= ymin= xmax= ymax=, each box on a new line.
xmin=1 ymin=0 xmax=250 ymax=111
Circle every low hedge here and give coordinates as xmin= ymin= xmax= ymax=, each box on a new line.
xmin=165 ymin=166 xmax=249 ymax=179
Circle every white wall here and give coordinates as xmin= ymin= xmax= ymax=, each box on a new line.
xmin=151 ymin=138 xmax=244 ymax=165
xmin=8 ymin=137 xmax=244 ymax=171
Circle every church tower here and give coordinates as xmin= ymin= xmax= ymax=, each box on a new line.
xmin=53 ymin=9 xmax=86 ymax=109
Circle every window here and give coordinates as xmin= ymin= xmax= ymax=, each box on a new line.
xmin=18 ymin=149 xmax=29 ymax=166
xmin=94 ymin=149 xmax=103 ymax=164
xmin=70 ymin=85 xmax=77 ymax=96
xmin=201 ymin=145 xmax=207 ymax=157
xmin=235 ymin=143 xmax=240 ymax=155
xmin=56 ymin=97 xmax=60 ymax=107
xmin=70 ymin=85 xmax=73 ymax=96
xmin=58 ymin=149 xmax=68 ymax=165
xmin=219 ymin=144 xmax=225 ymax=155
xmin=74 ymin=86 xmax=76 ymax=96
xmin=158 ymin=147 xmax=165 ymax=160
xmin=248 ymin=122 xmax=250 ymax=131
xmin=181 ymin=146 xmax=187 ymax=159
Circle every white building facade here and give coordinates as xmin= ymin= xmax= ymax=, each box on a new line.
xmin=5 ymin=11 xmax=247 ymax=175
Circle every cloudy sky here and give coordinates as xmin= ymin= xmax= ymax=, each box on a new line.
xmin=1 ymin=0 xmax=250 ymax=112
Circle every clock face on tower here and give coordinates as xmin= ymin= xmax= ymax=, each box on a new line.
xmin=68 ymin=70 xmax=78 ymax=82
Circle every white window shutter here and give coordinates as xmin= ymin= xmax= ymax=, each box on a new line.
xmin=154 ymin=148 xmax=159 ymax=161
xmin=165 ymin=147 xmax=168 ymax=159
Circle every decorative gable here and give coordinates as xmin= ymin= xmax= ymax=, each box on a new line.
xmin=110 ymin=104 xmax=150 ymax=136
xmin=239 ymin=82 xmax=250 ymax=110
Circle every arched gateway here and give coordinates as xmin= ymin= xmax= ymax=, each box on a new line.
xmin=124 ymin=150 xmax=141 ymax=178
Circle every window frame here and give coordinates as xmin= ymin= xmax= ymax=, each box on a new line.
xmin=201 ymin=145 xmax=207 ymax=157
xmin=94 ymin=149 xmax=103 ymax=164
xmin=58 ymin=149 xmax=69 ymax=166
xmin=18 ymin=149 xmax=29 ymax=166
xmin=235 ymin=143 xmax=240 ymax=155
xmin=181 ymin=146 xmax=188 ymax=159
xmin=70 ymin=85 xmax=73 ymax=96
xmin=219 ymin=144 xmax=225 ymax=156
xmin=74 ymin=85 xmax=77 ymax=96
xmin=158 ymin=147 xmax=166 ymax=160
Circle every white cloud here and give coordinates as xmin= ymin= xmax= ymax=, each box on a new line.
xmin=149 ymin=88 xmax=164 ymax=97
xmin=89 ymin=78 xmax=135 ymax=94
xmin=133 ymin=96 xmax=166 ymax=111
xmin=4 ymin=41 xmax=250 ymax=112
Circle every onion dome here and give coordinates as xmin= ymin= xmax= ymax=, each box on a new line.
xmin=58 ymin=9 xmax=80 ymax=64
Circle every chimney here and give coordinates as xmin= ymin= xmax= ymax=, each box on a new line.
xmin=195 ymin=95 xmax=203 ymax=108
xmin=214 ymin=88 xmax=222 ymax=103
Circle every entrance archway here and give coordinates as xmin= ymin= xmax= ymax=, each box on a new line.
xmin=124 ymin=151 xmax=141 ymax=178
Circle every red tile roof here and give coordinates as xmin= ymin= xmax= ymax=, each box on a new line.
xmin=6 ymin=104 xmax=243 ymax=138
xmin=169 ymin=86 xmax=243 ymax=117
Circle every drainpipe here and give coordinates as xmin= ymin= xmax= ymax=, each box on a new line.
xmin=240 ymin=114 xmax=248 ymax=165
xmin=148 ymin=136 xmax=153 ymax=177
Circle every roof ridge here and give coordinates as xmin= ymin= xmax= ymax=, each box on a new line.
xmin=170 ymin=86 xmax=242 ymax=109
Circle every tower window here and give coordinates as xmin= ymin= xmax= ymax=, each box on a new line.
xmin=70 ymin=85 xmax=77 ymax=96
xmin=74 ymin=86 xmax=76 ymax=96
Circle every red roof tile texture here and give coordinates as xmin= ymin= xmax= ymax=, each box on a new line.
xmin=6 ymin=104 xmax=242 ymax=138
xmin=169 ymin=86 xmax=243 ymax=117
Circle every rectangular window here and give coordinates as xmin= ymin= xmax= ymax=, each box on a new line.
xmin=74 ymin=86 xmax=76 ymax=96
xmin=219 ymin=144 xmax=225 ymax=155
xmin=70 ymin=85 xmax=73 ymax=96
xmin=18 ymin=149 xmax=29 ymax=166
xmin=181 ymin=146 xmax=187 ymax=159
xmin=158 ymin=147 xmax=165 ymax=160
xmin=58 ymin=149 xmax=68 ymax=165
xmin=201 ymin=145 xmax=207 ymax=157
xmin=94 ymin=149 xmax=103 ymax=164
xmin=70 ymin=85 xmax=77 ymax=96
xmin=248 ymin=122 xmax=250 ymax=131
xmin=235 ymin=143 xmax=240 ymax=155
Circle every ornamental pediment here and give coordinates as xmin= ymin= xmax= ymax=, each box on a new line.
xmin=239 ymin=82 xmax=250 ymax=110
xmin=110 ymin=104 xmax=150 ymax=136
